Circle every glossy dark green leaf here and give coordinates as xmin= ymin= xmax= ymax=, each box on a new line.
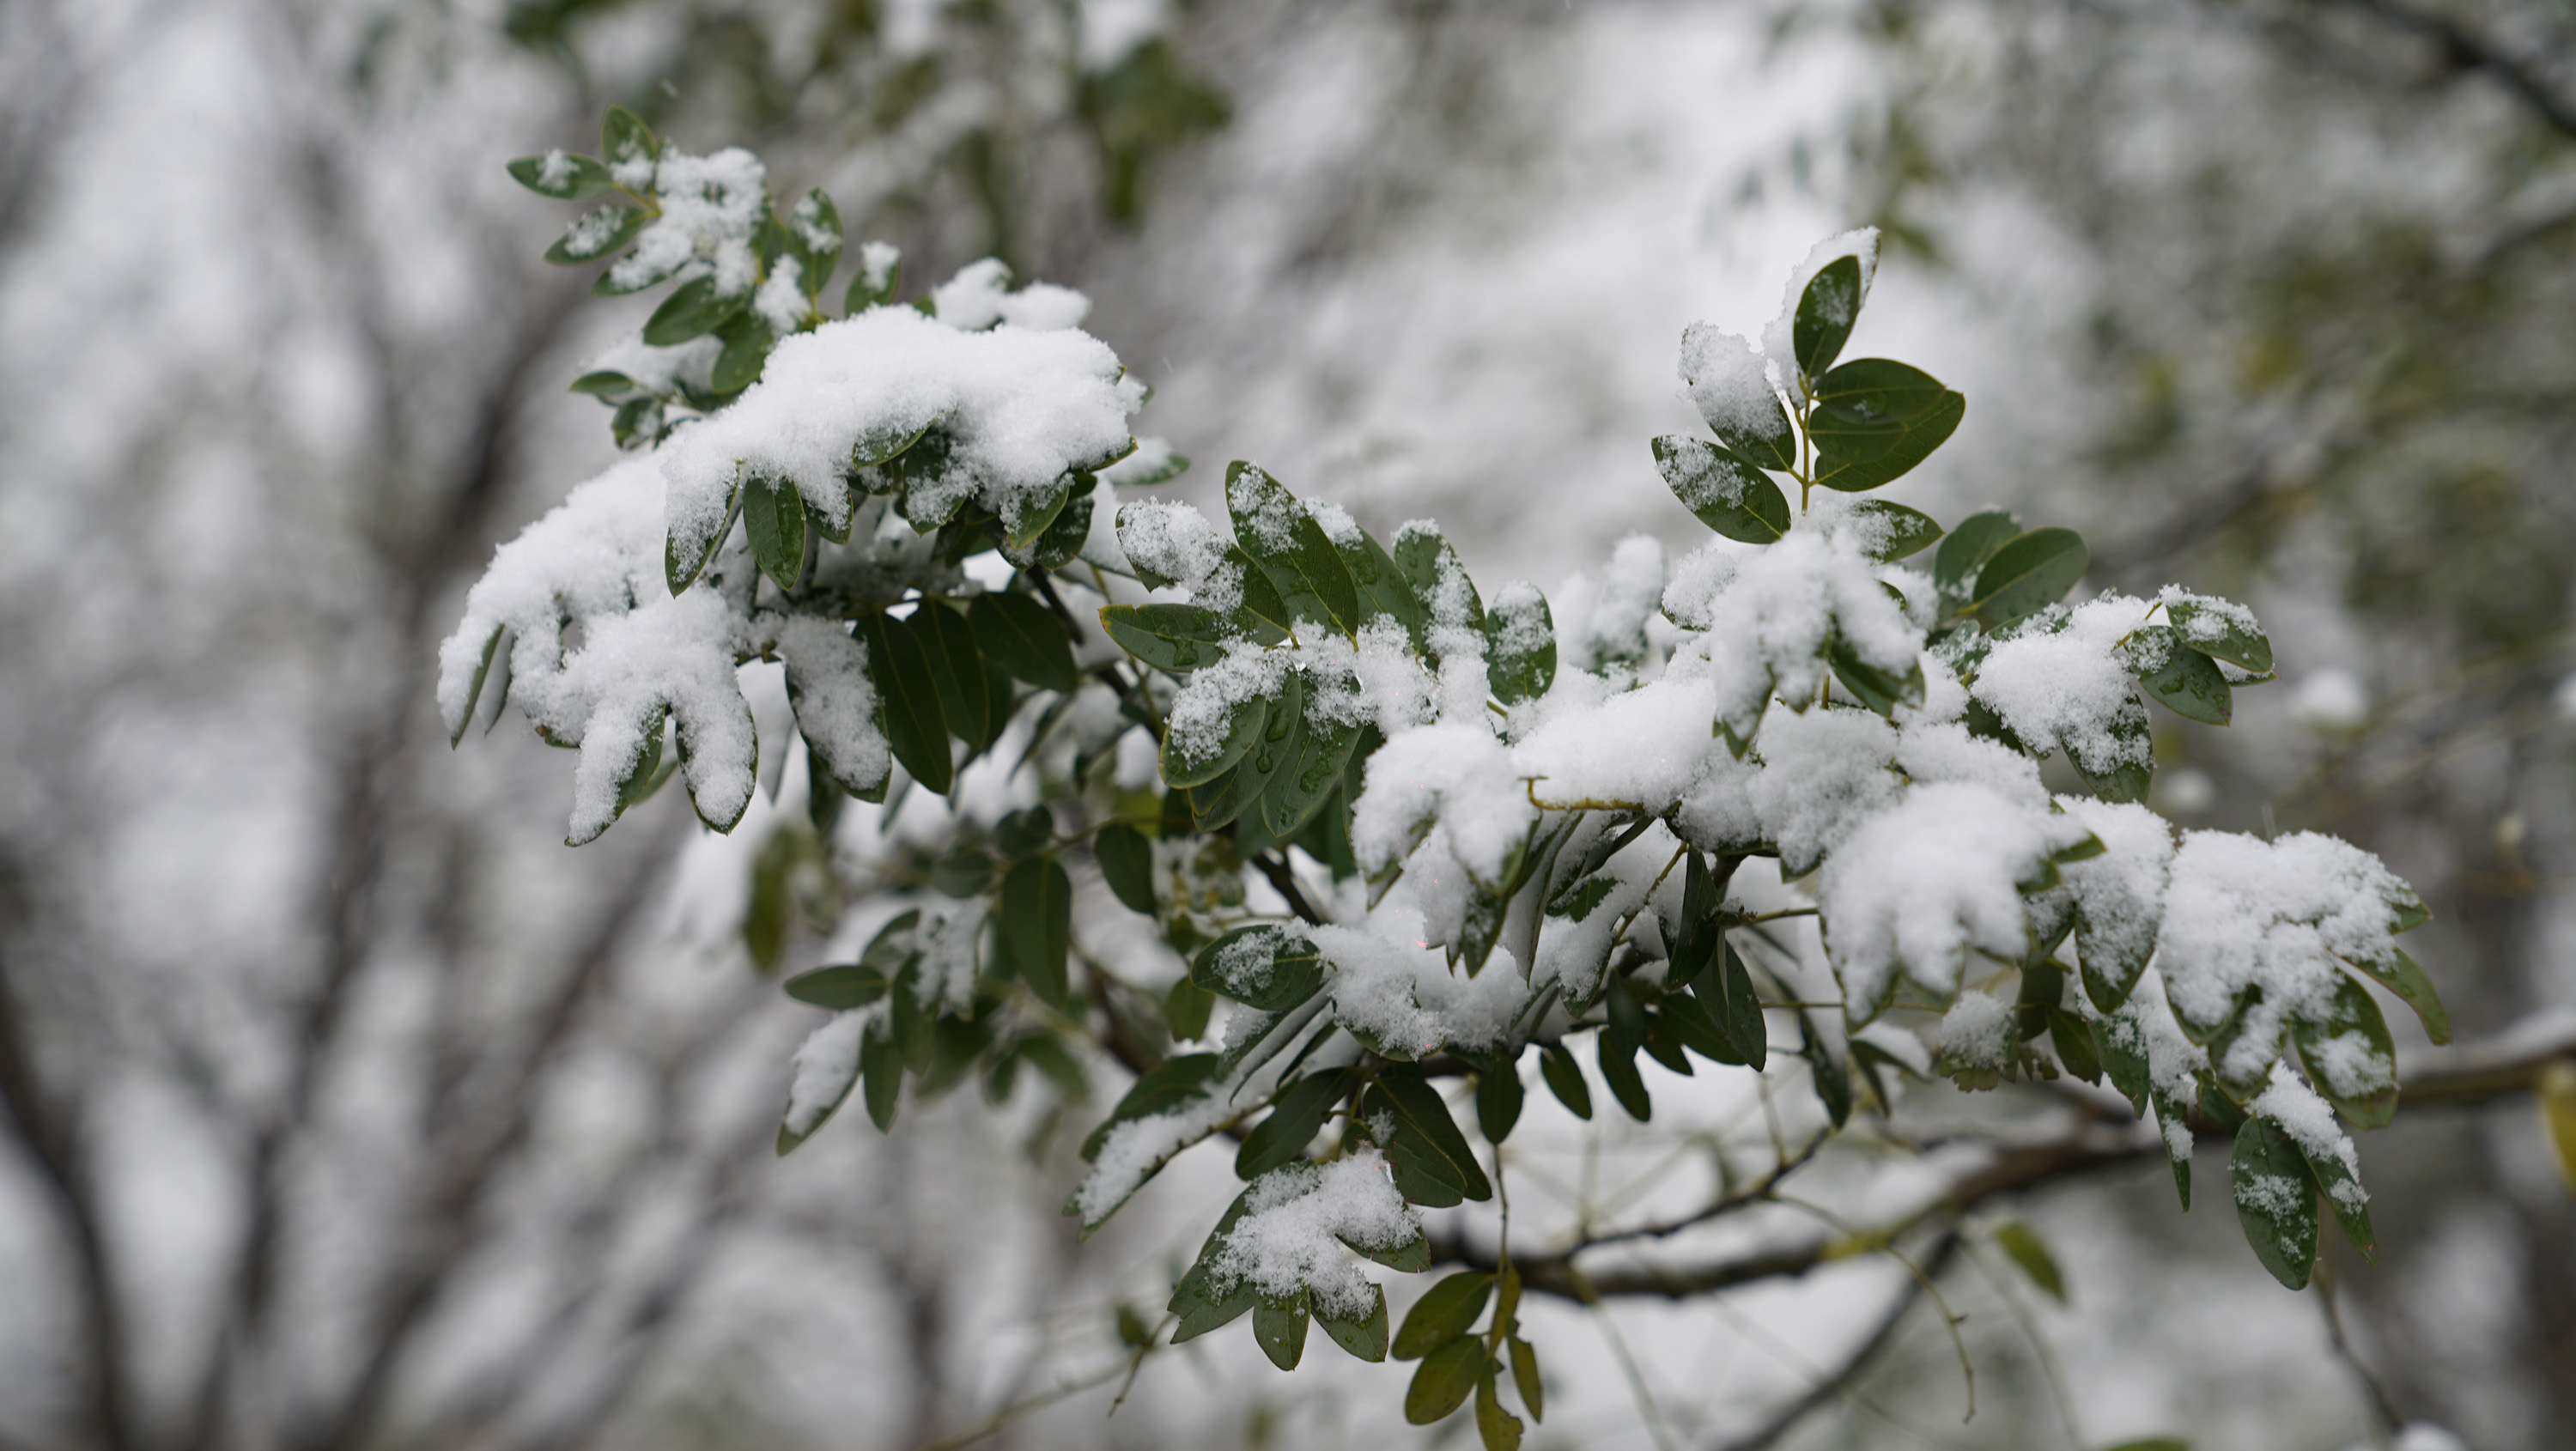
xmin=2290 ymin=971 xmax=2399 ymax=1129
xmin=854 ymin=611 xmax=952 ymax=794
xmin=1475 ymin=1062 xmax=1524 ymax=1144
xmin=1001 ymin=856 xmax=1072 ymax=1008
xmin=958 ymin=591 xmax=1073 ymax=695
xmin=711 ymin=311 xmax=775 ymax=393
xmin=1100 ymin=602 xmax=1232 ymax=674
xmin=1483 ymin=585 xmax=1556 ymax=705
xmin=1993 ymin=1221 xmax=2068 ymax=1303
xmin=2076 ymin=893 xmax=2159 ymax=1017
xmin=1093 ymin=823 xmax=1157 ymax=914
xmin=1538 ymin=1041 xmax=1592 ymax=1119
xmin=1236 ymin=1068 xmax=1350 ymax=1178
xmin=912 ymin=602 xmax=993 ymax=750
xmin=1350 ymin=1222 xmax=1432 ymax=1274
xmin=1226 ymin=462 xmax=1362 ymax=634
xmin=1253 ymin=1290 xmax=1309 ymax=1370
xmin=1651 ymin=435 xmax=1791 ymax=543
xmin=2046 ymin=1006 xmax=2104 ymax=1085
xmin=785 ymin=962 xmax=889 ymax=1011
xmin=1264 ymin=710 xmax=1358 ymax=837
xmin=1680 ymin=332 xmax=1795 ymax=471
xmin=643 ymin=275 xmax=750 ymax=347
xmin=1189 ymin=674 xmax=1303 ymax=834
xmin=1191 ymin=923 xmax=1325 ymax=1014
xmin=1812 ymin=357 xmax=1947 ymax=430
xmin=568 ymin=370 xmax=634 ymax=399
xmin=1393 ymin=1272 xmax=1492 ymax=1360
xmin=2344 ymin=946 xmax=2449 ymax=1046
xmin=1392 ymin=524 xmax=1485 ymax=641
xmin=1334 ymin=521 xmax=1425 ymax=647
xmin=1793 ymin=254 xmax=1865 ymax=378
xmin=1315 ymin=1282 xmax=1389 ymax=1363
xmin=1161 ymin=683 xmax=1267 ymax=788
xmin=1812 ymin=387 xmax=1964 ymax=493
xmin=1971 ymin=528 xmax=2091 ymax=630
xmin=508 ymin=150 xmax=617 ymax=198
xmin=1367 ymin=1068 xmax=1493 ymax=1207
xmin=787 ymin=188 xmax=841 ymax=300
xmin=860 ymin=1025 xmax=902 ymax=1131
xmin=2156 ymin=1078 xmax=2195 ymax=1210
xmin=2232 ymin=1116 xmax=2318 ymax=1290
xmin=742 ymin=473 xmax=805 ymax=591
xmin=1164 ymin=974 xmax=1215 ymax=1041
xmin=2165 ymin=598 xmax=2274 ymax=673
xmin=1827 ymin=634 xmax=1926 ymax=718
xmin=1001 ymin=472 xmax=1074 ymax=554
xmin=1596 ymin=1027 xmax=1651 ymax=1122
xmin=1845 ymin=499 xmax=1944 ymax=562
xmin=1406 ymin=1338 xmax=1486 ymax=1424
xmin=1934 ymin=507 xmax=2020 ymax=595
xmin=1024 ymin=489 xmax=1093 ymax=570
xmin=544 ymin=203 xmax=646 ymax=264
xmin=2295 ymin=1126 xmax=2378 ymax=1261
xmin=2129 ymin=624 xmax=2232 ymax=726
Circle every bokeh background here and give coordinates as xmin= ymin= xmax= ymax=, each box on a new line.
xmin=3 ymin=2 xmax=2573 ymax=1448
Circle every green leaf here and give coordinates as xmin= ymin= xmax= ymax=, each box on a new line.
xmin=1001 ymin=856 xmax=1072 ymax=1008
xmin=1164 ymin=974 xmax=1215 ymax=1041
xmin=1538 ymin=1041 xmax=1592 ymax=1119
xmin=2344 ymin=946 xmax=2449 ymax=1046
xmin=1253 ymin=1290 xmax=1309 ymax=1370
xmin=1827 ymin=634 xmax=1926 ymax=718
xmin=1191 ymin=923 xmax=1326 ymax=1014
xmin=854 ymin=611 xmax=953 ymax=794
xmin=544 ymin=203 xmax=647 ymax=264
xmin=1483 ymin=586 xmax=1557 ymax=705
xmin=1235 ymin=1069 xmax=1351 ymax=1179
xmin=1002 ymin=473 xmax=1075 ymax=554
xmin=1264 ymin=711 xmax=1358 ymax=838
xmin=601 ymin=105 xmax=656 ymax=183
xmin=643 ymin=275 xmax=750 ymax=347
xmin=569 ymin=370 xmax=635 ymax=399
xmin=1393 ymin=1272 xmax=1493 ymax=1360
xmin=2165 ymin=598 xmax=2274 ymax=674
xmin=1334 ymin=522 xmax=1425 ymax=647
xmin=1393 ymin=525 xmax=1485 ymax=639
xmin=1406 ymin=1338 xmax=1486 ymax=1424
xmin=1093 ymin=823 xmax=1157 ymax=914
xmin=1188 ymin=673 xmax=1303 ymax=835
xmin=1476 ymin=1062 xmax=1524 ymax=1144
xmin=788 ymin=188 xmax=841 ymax=300
xmin=1225 ymin=462 xmax=1363 ymax=634
xmin=785 ymin=962 xmax=889 ymax=1011
xmin=1315 ymin=1283 xmax=1390 ymax=1363
xmin=1509 ymin=1334 xmax=1542 ymax=1422
xmin=960 ymin=592 xmax=1073 ymax=695
xmin=742 ymin=474 xmax=806 ymax=592
xmin=2129 ymin=624 xmax=2232 ymax=726
xmin=1933 ymin=507 xmax=2020 ymax=596
xmin=1100 ymin=602 xmax=1233 ymax=675
xmin=1793 ymin=254 xmax=1865 ymax=379
xmin=844 ymin=246 xmax=902 ymax=313
xmin=2290 ymin=971 xmax=2400 ymax=1129
xmin=1970 ymin=528 xmax=2091 ymax=630
xmin=1812 ymin=386 xmax=1964 ymax=493
xmin=1475 ymin=1374 xmax=1524 ymax=1451
xmin=2295 ymin=1128 xmax=2378 ymax=1261
xmin=1597 ymin=1024 xmax=1651 ymax=1122
xmin=859 ymin=1024 xmax=902 ymax=1130
xmin=1846 ymin=500 xmax=1944 ymax=562
xmin=1081 ymin=1053 xmax=1221 ymax=1163
xmin=912 ymin=602 xmax=995 ymax=750
xmin=1801 ymin=1015 xmax=1853 ymax=1127
xmin=508 ymin=150 xmax=617 ymax=199
xmin=1992 ymin=1220 xmax=2068 ymax=1303
xmin=1160 ymin=683 xmax=1267 ymax=788
xmin=1368 ymin=1067 xmax=1494 ymax=1206
xmin=1651 ymin=435 xmax=1791 ymax=543
xmin=1169 ymin=1192 xmax=1259 ymax=1340
xmin=1813 ymin=356 xmax=1947 ymax=430
xmin=2103 ymin=1439 xmax=2193 ymax=1451
xmin=711 ymin=311 xmax=775 ymax=393
xmin=2068 ymin=694 xmax=2154 ymax=805
xmin=2231 ymin=1116 xmax=2318 ymax=1290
